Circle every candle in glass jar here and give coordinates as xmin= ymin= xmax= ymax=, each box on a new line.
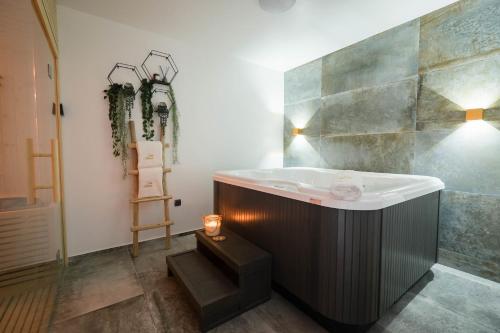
xmin=205 ymin=220 xmax=218 ymax=233
xmin=203 ymin=214 xmax=222 ymax=237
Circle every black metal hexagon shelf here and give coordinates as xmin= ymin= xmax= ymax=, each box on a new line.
xmin=106 ymin=63 xmax=144 ymax=95
xmin=152 ymin=86 xmax=174 ymax=104
xmin=153 ymin=86 xmax=175 ymax=127
xmin=141 ymin=50 xmax=179 ymax=85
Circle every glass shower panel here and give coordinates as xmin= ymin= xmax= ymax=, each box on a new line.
xmin=0 ymin=0 xmax=63 ymax=272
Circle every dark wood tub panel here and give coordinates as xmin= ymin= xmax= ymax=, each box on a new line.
xmin=317 ymin=208 xmax=381 ymax=324
xmin=214 ymin=181 xmax=439 ymax=326
xmin=215 ymin=180 xmax=321 ymax=307
xmin=379 ymin=192 xmax=440 ymax=314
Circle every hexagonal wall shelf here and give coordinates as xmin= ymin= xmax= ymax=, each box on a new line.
xmin=141 ymin=50 xmax=179 ymax=85
xmin=106 ymin=62 xmax=144 ymax=95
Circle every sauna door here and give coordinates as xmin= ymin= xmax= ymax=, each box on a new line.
xmin=0 ymin=0 xmax=64 ymax=272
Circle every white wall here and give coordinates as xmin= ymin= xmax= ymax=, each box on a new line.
xmin=58 ymin=6 xmax=283 ymax=257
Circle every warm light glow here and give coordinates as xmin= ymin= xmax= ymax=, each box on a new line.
xmin=465 ymin=108 xmax=484 ymax=121
xmin=292 ymin=134 xmax=308 ymax=146
xmin=414 ymin=120 xmax=499 ymax=191
xmin=203 ymin=214 xmax=222 ymax=236
xmin=454 ymin=120 xmax=497 ymax=141
xmin=457 ymin=91 xmax=499 ymax=110
xmin=292 ymin=128 xmax=303 ymax=136
xmin=435 ymin=120 xmax=499 ymax=150
xmin=423 ymin=68 xmax=500 ymax=110
xmin=229 ymin=211 xmax=265 ymax=223
xmin=289 ymin=114 xmax=310 ymax=129
xmin=286 ymin=134 xmax=325 ymax=165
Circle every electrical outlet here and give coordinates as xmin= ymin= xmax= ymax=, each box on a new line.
xmin=174 ymin=199 xmax=181 ymax=207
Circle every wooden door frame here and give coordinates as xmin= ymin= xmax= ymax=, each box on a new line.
xmin=31 ymin=0 xmax=68 ymax=265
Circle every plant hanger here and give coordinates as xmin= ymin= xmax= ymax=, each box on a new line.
xmin=106 ymin=63 xmax=145 ymax=95
xmin=141 ymin=50 xmax=179 ymax=85
xmin=104 ymin=52 xmax=180 ymax=164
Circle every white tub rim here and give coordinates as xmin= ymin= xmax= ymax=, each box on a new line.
xmin=213 ymin=167 xmax=444 ymax=211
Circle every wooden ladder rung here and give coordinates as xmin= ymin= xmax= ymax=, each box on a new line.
xmin=34 ymin=185 xmax=53 ymax=190
xmin=128 ymin=143 xmax=170 ymax=149
xmin=128 ymin=168 xmax=171 ymax=175
xmin=32 ymin=153 xmax=52 ymax=158
xmin=130 ymin=195 xmax=172 ymax=204
xmin=130 ymin=221 xmax=174 ymax=232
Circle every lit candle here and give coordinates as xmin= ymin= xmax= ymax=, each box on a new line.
xmin=203 ymin=214 xmax=222 ymax=237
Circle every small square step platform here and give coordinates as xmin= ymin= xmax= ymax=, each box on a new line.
xmin=166 ymin=228 xmax=271 ymax=332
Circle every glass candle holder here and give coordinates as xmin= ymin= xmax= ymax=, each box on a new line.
xmin=203 ymin=214 xmax=222 ymax=237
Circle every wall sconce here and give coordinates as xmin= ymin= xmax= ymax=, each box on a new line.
xmin=465 ymin=108 xmax=484 ymax=121
xmin=292 ymin=128 xmax=303 ymax=136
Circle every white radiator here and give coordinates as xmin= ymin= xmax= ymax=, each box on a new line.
xmin=0 ymin=203 xmax=60 ymax=272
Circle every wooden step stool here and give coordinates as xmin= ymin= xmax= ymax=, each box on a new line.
xmin=166 ymin=228 xmax=272 ymax=332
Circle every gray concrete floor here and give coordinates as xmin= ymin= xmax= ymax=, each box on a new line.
xmin=50 ymin=234 xmax=500 ymax=333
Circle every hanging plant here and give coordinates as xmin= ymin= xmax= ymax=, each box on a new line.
xmin=105 ymin=83 xmax=135 ymax=177
xmin=169 ymin=85 xmax=180 ymax=164
xmin=139 ymin=79 xmax=155 ymax=140
xmin=123 ymin=83 xmax=135 ymax=119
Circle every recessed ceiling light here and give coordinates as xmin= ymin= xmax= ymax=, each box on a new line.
xmin=259 ymin=0 xmax=296 ymax=14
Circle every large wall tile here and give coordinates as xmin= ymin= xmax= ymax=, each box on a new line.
xmin=322 ymin=20 xmax=419 ymax=96
xmin=438 ymin=248 xmax=500 ymax=283
xmin=415 ymin=124 xmax=500 ymax=195
xmin=321 ymin=78 xmax=417 ymax=136
xmin=416 ymin=85 xmax=465 ymax=130
xmin=485 ymin=107 xmax=500 ymax=120
xmin=417 ymin=54 xmax=500 ymax=128
xmin=284 ymin=136 xmax=321 ymax=168
xmin=284 ymin=58 xmax=322 ymax=105
xmin=440 ymin=190 xmax=500 ymax=264
xmin=420 ymin=0 xmax=500 ymax=71
xmin=320 ymin=133 xmax=414 ymax=174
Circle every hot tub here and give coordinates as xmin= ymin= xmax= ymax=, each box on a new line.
xmin=213 ymin=167 xmax=444 ymax=327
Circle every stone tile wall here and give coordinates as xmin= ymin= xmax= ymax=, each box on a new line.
xmin=283 ymin=0 xmax=500 ymax=271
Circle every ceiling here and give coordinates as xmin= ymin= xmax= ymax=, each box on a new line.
xmin=58 ymin=0 xmax=457 ymax=71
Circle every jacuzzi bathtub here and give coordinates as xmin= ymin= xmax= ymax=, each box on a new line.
xmin=213 ymin=168 xmax=444 ymax=327
xmin=214 ymin=167 xmax=444 ymax=210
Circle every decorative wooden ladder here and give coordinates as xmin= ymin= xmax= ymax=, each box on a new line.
xmin=26 ymin=138 xmax=60 ymax=205
xmin=128 ymin=120 xmax=173 ymax=257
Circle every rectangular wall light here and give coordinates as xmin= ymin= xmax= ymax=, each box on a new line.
xmin=292 ymin=128 xmax=303 ymax=136
xmin=465 ymin=108 xmax=484 ymax=121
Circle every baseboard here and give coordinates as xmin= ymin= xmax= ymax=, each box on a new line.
xmin=68 ymin=229 xmax=202 ymax=263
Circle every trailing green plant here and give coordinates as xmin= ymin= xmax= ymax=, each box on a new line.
xmin=169 ymin=85 xmax=180 ymax=164
xmin=139 ymin=79 xmax=155 ymax=140
xmin=123 ymin=83 xmax=135 ymax=119
xmin=138 ymin=79 xmax=180 ymax=162
xmin=106 ymin=83 xmax=135 ymax=178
